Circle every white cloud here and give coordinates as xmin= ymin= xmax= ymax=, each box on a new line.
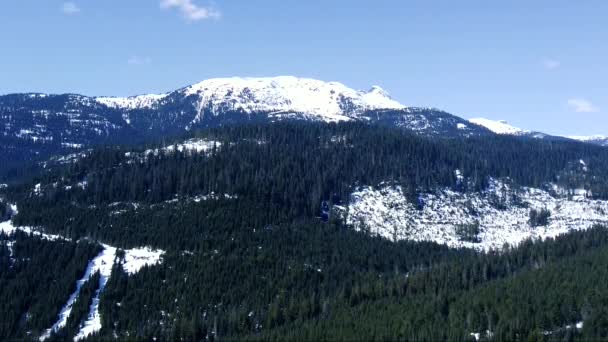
xmin=160 ymin=0 xmax=221 ymax=21
xmin=62 ymin=2 xmax=81 ymax=15
xmin=567 ymin=98 xmax=599 ymax=113
xmin=128 ymin=56 xmax=152 ymax=66
xmin=542 ymin=58 xmax=560 ymax=70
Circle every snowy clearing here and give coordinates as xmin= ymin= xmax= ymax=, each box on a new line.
xmin=1 ymin=205 xmax=164 ymax=341
xmin=121 ymin=247 xmax=165 ymax=275
xmin=124 ymin=138 xmax=221 ymax=162
xmin=38 ymin=240 xmax=165 ymax=341
xmin=343 ymin=178 xmax=608 ymax=251
xmin=40 ymin=246 xmax=116 ymax=341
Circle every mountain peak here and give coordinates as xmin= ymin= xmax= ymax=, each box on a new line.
xmin=91 ymin=76 xmax=407 ymax=123
xmin=366 ymin=85 xmax=390 ymax=95
xmin=179 ymin=76 xmax=407 ymax=122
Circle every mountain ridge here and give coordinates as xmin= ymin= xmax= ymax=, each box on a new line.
xmin=1 ymin=76 xmax=605 ymax=180
xmin=0 ymin=76 xmax=490 ymax=175
xmin=469 ymin=117 xmax=607 ymax=146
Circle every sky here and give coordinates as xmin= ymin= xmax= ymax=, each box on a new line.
xmin=0 ymin=0 xmax=606 ymax=136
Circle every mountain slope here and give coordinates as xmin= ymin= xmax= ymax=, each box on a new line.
xmin=0 ymin=77 xmax=491 ymax=177
xmin=4 ymin=122 xmax=608 ymax=341
xmin=569 ymin=135 xmax=608 ymax=147
xmin=97 ymin=76 xmax=406 ymax=121
xmin=469 ymin=118 xmax=529 ymax=135
xmin=470 ymin=117 xmax=586 ymax=142
xmin=179 ymin=76 xmax=406 ymax=122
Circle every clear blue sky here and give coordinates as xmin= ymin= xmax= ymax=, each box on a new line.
xmin=0 ymin=0 xmax=606 ymax=136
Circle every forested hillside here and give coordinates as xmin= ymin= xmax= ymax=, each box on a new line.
xmin=3 ymin=122 xmax=608 ymax=340
xmin=0 ymin=232 xmax=100 ymax=340
xmin=0 ymin=77 xmax=492 ymax=179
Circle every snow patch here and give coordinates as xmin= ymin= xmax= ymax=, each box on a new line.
xmin=1 ymin=205 xmax=165 ymax=341
xmin=157 ymin=139 xmax=221 ymax=154
xmin=72 ymin=245 xmax=116 ymax=341
xmin=543 ymin=321 xmax=584 ymax=336
xmin=127 ymin=139 xmax=221 ymax=161
xmin=0 ymin=220 xmax=67 ymax=242
xmin=569 ymin=135 xmax=608 ymax=142
xmin=41 ymin=243 xmax=165 ymax=341
xmin=41 ymin=246 xmax=117 ymax=341
xmin=61 ymin=142 xmax=84 ymax=149
xmin=469 ymin=118 xmax=528 ymax=135
xmin=470 ymin=330 xmax=493 ymax=341
xmin=192 ymin=193 xmax=238 ymax=202
xmin=1 ymin=239 xmax=15 ymax=265
xmin=77 ymin=181 xmax=88 ymax=190
xmin=454 ymin=169 xmax=464 ymax=184
xmin=95 ymin=93 xmax=167 ymax=110
xmin=121 ymin=247 xmax=164 ymax=275
xmin=343 ymin=178 xmax=608 ymax=251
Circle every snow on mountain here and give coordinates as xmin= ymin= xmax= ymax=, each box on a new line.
xmin=569 ymin=135 xmax=608 ymax=147
xmin=469 ymin=118 xmax=528 ymax=135
xmin=569 ymin=135 xmax=608 ymax=142
xmin=72 ymin=246 xmax=116 ymax=341
xmin=0 ymin=205 xmax=164 ymax=341
xmin=1 ymin=77 xmax=492 ymax=168
xmin=469 ymin=118 xmax=608 ymax=146
xmin=92 ymin=76 xmax=406 ymax=124
xmin=73 ymin=246 xmax=163 ymax=341
xmin=36 ymin=240 xmax=164 ymax=341
xmin=120 ymin=138 xmax=221 ymax=165
xmin=154 ymin=138 xmax=220 ymax=154
xmin=0 ymin=219 xmax=66 ymax=242
xmin=95 ymin=93 xmax=168 ymax=110
xmin=182 ymin=76 xmax=406 ymax=122
xmin=40 ymin=245 xmax=117 ymax=341
xmin=121 ymin=247 xmax=165 ymax=275
xmin=95 ymin=93 xmax=168 ymax=125
xmin=361 ymin=85 xmax=405 ymax=110
xmin=339 ymin=177 xmax=607 ymax=251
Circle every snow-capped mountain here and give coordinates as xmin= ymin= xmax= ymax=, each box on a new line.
xmin=97 ymin=76 xmax=406 ymax=122
xmin=92 ymin=76 xmax=483 ymax=136
xmin=179 ymin=76 xmax=407 ymax=122
xmin=3 ymin=77 xmax=604 ymax=177
xmin=0 ymin=77 xmax=490 ymax=172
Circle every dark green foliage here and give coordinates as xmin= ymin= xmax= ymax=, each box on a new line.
xmin=0 ymin=201 xmax=10 ymax=221
xmin=4 ymin=123 xmax=608 ymax=341
xmin=249 ymin=226 xmax=608 ymax=341
xmin=94 ymin=218 xmax=467 ymax=340
xmin=529 ymin=208 xmax=551 ymax=227
xmin=0 ymin=232 xmax=101 ymax=340
xmin=9 ymin=122 xmax=608 ymax=249
xmin=47 ymin=272 xmax=101 ymax=341
xmin=456 ymin=221 xmax=481 ymax=243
